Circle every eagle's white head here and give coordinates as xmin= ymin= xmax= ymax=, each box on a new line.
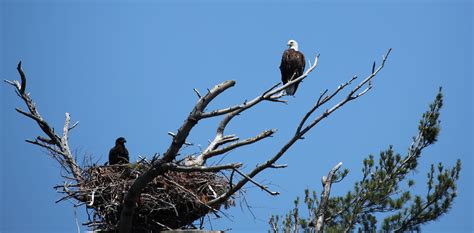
xmin=287 ymin=39 xmax=299 ymax=51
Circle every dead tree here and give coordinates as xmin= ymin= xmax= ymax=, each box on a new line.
xmin=5 ymin=48 xmax=391 ymax=233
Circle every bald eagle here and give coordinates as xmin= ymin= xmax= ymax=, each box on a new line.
xmin=109 ymin=137 xmax=129 ymax=165
xmin=280 ymin=39 xmax=306 ymax=96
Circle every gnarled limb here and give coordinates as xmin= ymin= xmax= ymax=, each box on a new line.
xmin=4 ymin=61 xmax=83 ymax=183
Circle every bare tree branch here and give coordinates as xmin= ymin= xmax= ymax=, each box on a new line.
xmin=25 ymin=139 xmax=67 ymax=157
xmin=4 ymin=61 xmax=83 ymax=182
xmin=299 ymin=49 xmax=392 ymax=137
xmin=269 ymin=164 xmax=288 ymax=169
xmin=315 ymin=162 xmax=343 ymax=232
xmin=207 ymin=48 xmax=391 ymax=207
xmin=200 ymin=105 xmax=244 ymax=119
xmin=193 ymin=88 xmax=202 ymax=98
xmin=200 ymin=129 xmax=276 ymax=162
xmin=162 ymin=80 xmax=236 ymax=162
xmin=17 ymin=61 xmax=26 ymax=94
xmin=194 ymin=55 xmax=320 ymax=167
xmin=233 ymin=168 xmax=280 ymax=196
xmin=69 ymin=121 xmax=80 ymax=131
xmin=198 ymin=57 xmax=320 ymax=120
xmin=62 ymin=113 xmax=73 ymax=158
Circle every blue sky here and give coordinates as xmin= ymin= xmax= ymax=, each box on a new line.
xmin=1 ymin=0 xmax=472 ymax=232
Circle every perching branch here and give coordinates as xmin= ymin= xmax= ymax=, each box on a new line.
xmin=208 ymin=48 xmax=392 ymax=207
xmin=194 ymin=55 xmax=320 ymax=166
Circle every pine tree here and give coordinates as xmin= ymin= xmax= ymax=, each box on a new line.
xmin=269 ymin=88 xmax=461 ymax=233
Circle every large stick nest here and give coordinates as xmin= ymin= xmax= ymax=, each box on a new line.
xmin=64 ymin=160 xmax=233 ymax=232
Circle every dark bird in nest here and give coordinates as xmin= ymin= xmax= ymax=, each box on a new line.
xmin=109 ymin=137 xmax=129 ymax=165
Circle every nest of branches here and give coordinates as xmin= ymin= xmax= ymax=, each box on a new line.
xmin=62 ymin=160 xmax=232 ymax=232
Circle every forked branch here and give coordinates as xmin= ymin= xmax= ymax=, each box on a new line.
xmin=4 ymin=61 xmax=83 ymax=183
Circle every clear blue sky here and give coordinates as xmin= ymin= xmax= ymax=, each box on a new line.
xmin=1 ymin=0 xmax=472 ymax=232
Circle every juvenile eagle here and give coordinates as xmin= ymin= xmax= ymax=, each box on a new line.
xmin=109 ymin=137 xmax=129 ymax=165
xmin=280 ymin=39 xmax=306 ymax=95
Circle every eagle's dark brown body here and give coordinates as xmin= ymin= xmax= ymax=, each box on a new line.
xmin=109 ymin=137 xmax=129 ymax=165
xmin=280 ymin=48 xmax=306 ymax=95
